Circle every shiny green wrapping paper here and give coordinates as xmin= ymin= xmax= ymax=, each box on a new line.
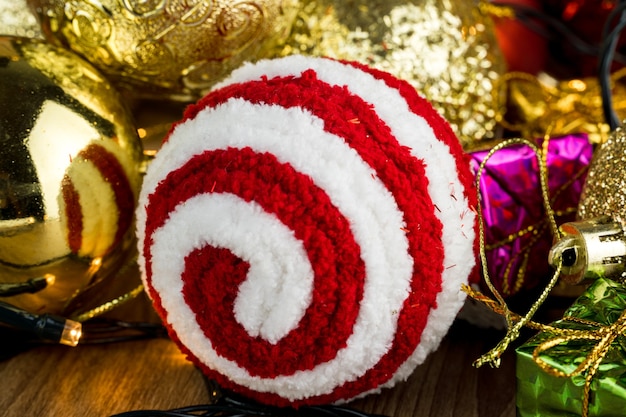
xmin=516 ymin=278 xmax=626 ymax=417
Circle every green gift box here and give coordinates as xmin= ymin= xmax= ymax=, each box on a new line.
xmin=516 ymin=278 xmax=626 ymax=417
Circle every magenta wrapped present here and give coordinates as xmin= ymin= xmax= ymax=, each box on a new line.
xmin=469 ymin=134 xmax=593 ymax=297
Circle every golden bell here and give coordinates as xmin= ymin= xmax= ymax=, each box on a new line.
xmin=0 ymin=36 xmax=143 ymax=314
xmin=28 ymin=0 xmax=301 ymax=101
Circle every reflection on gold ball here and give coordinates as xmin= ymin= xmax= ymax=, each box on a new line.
xmin=28 ymin=0 xmax=300 ymax=100
xmin=0 ymin=36 xmax=143 ymax=314
xmin=276 ymin=0 xmax=506 ymax=147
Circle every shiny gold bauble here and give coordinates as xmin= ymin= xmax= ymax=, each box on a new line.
xmin=578 ymin=127 xmax=626 ymax=224
xmin=28 ymin=0 xmax=300 ymax=101
xmin=0 ymin=36 xmax=143 ymax=314
xmin=276 ymin=0 xmax=506 ymax=147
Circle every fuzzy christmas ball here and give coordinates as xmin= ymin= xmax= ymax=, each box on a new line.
xmin=136 ymin=55 xmax=478 ymax=407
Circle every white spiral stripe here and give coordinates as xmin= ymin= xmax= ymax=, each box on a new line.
xmin=140 ymin=102 xmax=413 ymax=400
xmin=216 ymin=56 xmax=475 ymax=388
xmin=149 ymin=193 xmax=315 ymax=344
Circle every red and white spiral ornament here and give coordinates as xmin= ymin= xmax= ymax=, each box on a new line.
xmin=136 ymin=56 xmax=478 ymax=407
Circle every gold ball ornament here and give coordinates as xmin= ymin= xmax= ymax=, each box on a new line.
xmin=28 ymin=0 xmax=300 ymax=101
xmin=0 ymin=36 xmax=143 ymax=314
xmin=276 ymin=0 xmax=507 ymax=147
xmin=578 ymin=127 xmax=626 ymax=223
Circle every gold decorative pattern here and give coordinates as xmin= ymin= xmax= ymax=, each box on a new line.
xmin=29 ymin=0 xmax=300 ymax=100
xmin=276 ymin=0 xmax=506 ymax=147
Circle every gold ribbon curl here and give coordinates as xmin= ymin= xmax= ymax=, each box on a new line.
xmin=468 ymin=136 xmax=625 ymax=415
xmin=471 ymin=138 xmax=562 ymax=368
xmin=467 ymin=135 xmax=626 ymax=417
xmin=464 ymin=283 xmax=626 ymax=417
xmin=479 ymin=130 xmax=588 ymax=297
xmin=72 ymin=283 xmax=145 ymax=322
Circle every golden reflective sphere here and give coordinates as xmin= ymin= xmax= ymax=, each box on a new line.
xmin=0 ymin=36 xmax=143 ymax=314
xmin=276 ymin=0 xmax=506 ymax=147
xmin=579 ymin=127 xmax=626 ymax=225
xmin=28 ymin=0 xmax=300 ymax=100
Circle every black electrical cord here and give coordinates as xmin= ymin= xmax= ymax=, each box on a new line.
xmin=0 ymin=272 xmax=165 ymax=347
xmin=109 ymin=377 xmax=387 ymax=417
xmin=599 ymin=0 xmax=626 ymax=130
xmin=602 ymin=0 xmax=626 ymax=42
xmin=0 ymin=275 xmax=51 ymax=297
xmin=109 ymin=404 xmax=387 ymax=416
xmin=109 ymin=398 xmax=388 ymax=417
xmin=0 ymin=312 xmax=387 ymax=415
xmin=491 ymin=0 xmax=626 ymax=130
xmin=78 ymin=318 xmax=168 ymax=344
xmin=0 ymin=300 xmax=81 ymax=346
xmin=0 ymin=275 xmax=83 ymax=353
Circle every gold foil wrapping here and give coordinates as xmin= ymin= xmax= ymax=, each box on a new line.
xmin=496 ymin=71 xmax=626 ymax=145
xmin=0 ymin=36 xmax=143 ymax=314
xmin=276 ymin=0 xmax=506 ymax=147
xmin=28 ymin=0 xmax=301 ymax=101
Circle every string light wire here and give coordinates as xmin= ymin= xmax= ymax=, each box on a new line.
xmin=0 ymin=275 xmax=53 ymax=297
xmin=599 ymin=0 xmax=626 ymax=130
xmin=109 ymin=381 xmax=387 ymax=417
xmin=0 ymin=300 xmax=81 ymax=346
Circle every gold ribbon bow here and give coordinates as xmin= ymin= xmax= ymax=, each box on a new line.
xmin=464 ymin=284 xmax=626 ymax=417
xmin=533 ymin=312 xmax=626 ymax=417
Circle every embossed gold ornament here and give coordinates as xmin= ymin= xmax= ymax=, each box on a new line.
xmin=0 ymin=36 xmax=143 ymax=314
xmin=28 ymin=0 xmax=300 ymax=100
xmin=276 ymin=0 xmax=506 ymax=147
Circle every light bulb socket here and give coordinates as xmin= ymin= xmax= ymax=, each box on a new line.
xmin=0 ymin=301 xmax=82 ymax=346
xmin=549 ymin=216 xmax=626 ymax=285
xmin=59 ymin=319 xmax=82 ymax=347
xmin=34 ymin=314 xmax=82 ymax=347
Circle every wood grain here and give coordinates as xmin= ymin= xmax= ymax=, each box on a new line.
xmin=351 ymin=320 xmax=517 ymax=417
xmin=0 ymin=306 xmax=517 ymax=417
xmin=0 ymin=259 xmax=520 ymax=417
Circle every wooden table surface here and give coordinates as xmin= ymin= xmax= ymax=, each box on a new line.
xmin=0 ymin=288 xmax=520 ymax=417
